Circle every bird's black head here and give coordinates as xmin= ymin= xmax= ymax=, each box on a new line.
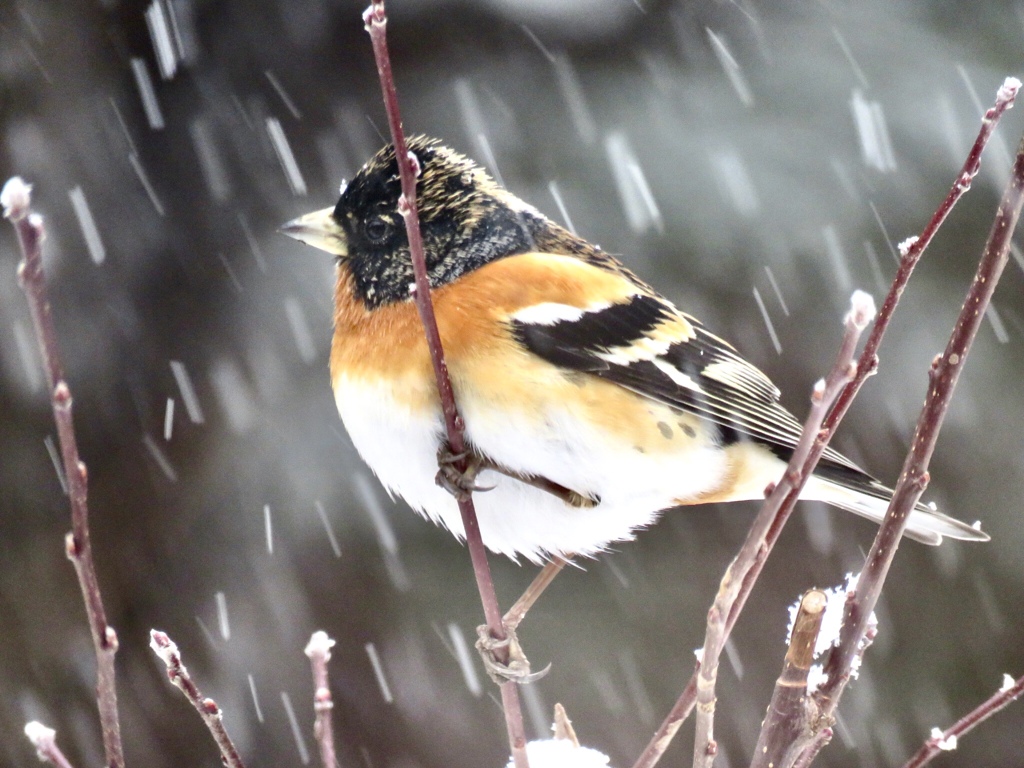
xmin=281 ymin=136 xmax=588 ymax=307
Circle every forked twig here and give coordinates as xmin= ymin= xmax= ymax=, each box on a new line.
xmin=629 ymin=76 xmax=1019 ymax=768
xmin=690 ymin=293 xmax=874 ymax=768
xmin=360 ymin=4 xmax=530 ymax=766
xmin=2 ymin=178 xmax=125 ymax=768
xmin=305 ymin=631 xmax=339 ymax=768
xmin=150 ymin=630 xmax=247 ymax=768
xmin=813 ymin=121 xmax=1024 ymax=735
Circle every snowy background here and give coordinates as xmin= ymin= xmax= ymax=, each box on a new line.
xmin=2 ymin=1 xmax=1023 ymax=767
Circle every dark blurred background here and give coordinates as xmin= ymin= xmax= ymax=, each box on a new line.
xmin=2 ymin=1 xmax=1023 ymax=766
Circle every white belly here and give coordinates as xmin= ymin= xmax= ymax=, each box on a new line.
xmin=334 ymin=375 xmax=729 ymax=563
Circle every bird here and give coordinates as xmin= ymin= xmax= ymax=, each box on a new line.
xmin=280 ymin=136 xmax=988 ymax=564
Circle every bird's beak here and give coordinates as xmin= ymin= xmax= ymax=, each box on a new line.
xmin=278 ymin=206 xmax=349 ymax=258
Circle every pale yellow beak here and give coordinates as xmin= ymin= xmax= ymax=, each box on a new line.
xmin=279 ymin=206 xmax=348 ymax=257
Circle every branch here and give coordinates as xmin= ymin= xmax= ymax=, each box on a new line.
xmin=630 ymin=76 xmax=1020 ymax=768
xmin=149 ymin=630 xmax=247 ymax=768
xmin=305 ymin=631 xmax=338 ymax=768
xmin=2 ymin=177 xmax=125 ymax=768
xmin=749 ymin=590 xmax=828 ymax=768
xmin=901 ymin=673 xmax=1024 ymax=768
xmin=360 ymin=4 xmax=529 ymax=766
xmin=816 ymin=122 xmax=1024 ymax=727
xmin=24 ymin=722 xmax=77 ymax=768
xmin=689 ymin=294 xmax=873 ymax=768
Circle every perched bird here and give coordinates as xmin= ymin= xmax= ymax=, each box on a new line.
xmin=281 ymin=137 xmax=987 ymax=564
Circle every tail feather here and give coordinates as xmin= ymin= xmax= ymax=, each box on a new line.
xmin=806 ymin=467 xmax=989 ymax=546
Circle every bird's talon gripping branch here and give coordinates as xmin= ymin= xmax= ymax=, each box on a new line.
xmin=435 ymin=442 xmax=496 ymax=499
xmin=475 ymin=623 xmax=550 ymax=685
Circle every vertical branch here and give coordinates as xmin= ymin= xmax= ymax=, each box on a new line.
xmin=360 ymin=5 xmax=530 ymax=766
xmin=816 ymin=127 xmax=1024 ymax=722
xmin=2 ymin=177 xmax=125 ymax=768
xmin=305 ymin=631 xmax=338 ymax=768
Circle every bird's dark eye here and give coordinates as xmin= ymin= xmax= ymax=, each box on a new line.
xmin=364 ymin=216 xmax=391 ymax=244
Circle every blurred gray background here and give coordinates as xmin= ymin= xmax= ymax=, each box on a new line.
xmin=2 ymin=1 xmax=1023 ymax=766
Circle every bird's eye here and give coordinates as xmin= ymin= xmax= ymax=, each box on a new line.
xmin=364 ymin=216 xmax=390 ymax=243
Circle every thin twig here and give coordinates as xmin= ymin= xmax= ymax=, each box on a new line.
xmin=2 ymin=177 xmax=125 ymax=768
xmin=305 ymin=631 xmax=339 ymax=768
xmin=504 ymin=556 xmax=569 ymax=632
xmin=630 ymin=76 xmax=1020 ymax=768
xmin=689 ymin=293 xmax=874 ymax=768
xmin=901 ymin=673 xmax=1024 ymax=768
xmin=24 ymin=722 xmax=77 ymax=768
xmin=360 ymin=4 xmax=529 ymax=766
xmin=821 ymin=77 xmax=1020 ymax=446
xmin=749 ymin=590 xmax=827 ymax=768
xmin=149 ymin=630 xmax=247 ymax=768
xmin=816 ymin=124 xmax=1024 ymax=728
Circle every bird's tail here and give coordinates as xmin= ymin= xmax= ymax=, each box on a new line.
xmin=805 ymin=468 xmax=989 ymax=546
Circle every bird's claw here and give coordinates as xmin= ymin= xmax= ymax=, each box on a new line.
xmin=435 ymin=443 xmax=496 ymax=500
xmin=475 ymin=622 xmax=550 ymax=685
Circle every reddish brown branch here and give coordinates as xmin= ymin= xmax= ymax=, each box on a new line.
xmin=305 ymin=631 xmax=339 ymax=768
xmin=901 ymin=673 xmax=1024 ymax=768
xmin=821 ymin=77 xmax=1020 ymax=444
xmin=360 ymin=4 xmax=529 ymax=766
xmin=630 ymin=76 xmax=1020 ymax=768
xmin=816 ymin=122 xmax=1024 ymax=727
xmin=689 ymin=294 xmax=873 ymax=768
xmin=3 ymin=178 xmax=125 ymax=768
xmin=749 ymin=590 xmax=828 ymax=768
xmin=24 ymin=722 xmax=77 ymax=768
xmin=150 ymin=630 xmax=247 ymax=768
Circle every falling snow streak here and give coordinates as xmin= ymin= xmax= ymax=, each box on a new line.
xmin=605 ymin=131 xmax=662 ymax=233
xmin=752 ymin=287 xmax=782 ymax=355
xmin=189 ymin=118 xmax=231 ymax=203
xmin=247 ymin=674 xmax=264 ymax=723
xmin=68 ymin=186 xmax=106 ymax=264
xmin=822 ymin=224 xmax=853 ymax=292
xmin=169 ymin=360 xmax=205 ymax=424
xmin=264 ymin=504 xmax=273 ymax=554
xmin=214 ymin=591 xmax=230 ymax=640
xmin=128 ymin=153 xmax=165 ymax=216
xmin=364 ymin=643 xmax=394 ymax=704
xmin=763 ymin=266 xmax=789 ymax=317
xmin=314 ymin=500 xmax=342 ymax=558
xmin=863 ymin=241 xmax=889 ymax=294
xmin=265 ymin=70 xmax=302 ymax=120
xmin=44 ymin=434 xmax=67 ymax=494
xmin=986 ymin=303 xmax=1010 ymax=343
xmin=266 ymin=117 xmax=307 ymax=195
xmin=163 ymin=398 xmax=174 ymax=441
xmin=283 ymin=296 xmax=316 ymax=364
xmin=13 ymin=320 xmax=42 ymax=392
xmin=706 ymin=28 xmax=753 ymax=106
xmin=831 ymin=27 xmax=869 ymax=88
xmin=142 ymin=434 xmax=178 ymax=481
xmin=446 ymin=623 xmax=483 ymax=697
xmin=552 ymin=52 xmax=597 ymax=145
xmin=145 ymin=0 xmax=178 ymax=80
xmin=519 ymin=677 xmax=549 ymax=739
xmin=352 ymin=472 xmax=397 ymax=555
xmin=130 ymin=57 xmax=165 ymax=129
xmin=210 ymin=358 xmax=256 ymax=433
xmin=850 ymin=89 xmax=896 ymax=172
xmin=712 ymin=150 xmax=759 ymax=217
xmin=280 ymin=692 xmax=311 ymax=765
xmin=547 ymin=180 xmax=577 ymax=235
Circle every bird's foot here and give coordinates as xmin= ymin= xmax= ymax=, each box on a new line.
xmin=435 ymin=442 xmax=496 ymax=500
xmin=475 ymin=622 xmax=551 ymax=685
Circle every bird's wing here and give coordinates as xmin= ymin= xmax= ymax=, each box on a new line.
xmin=509 ymin=288 xmax=863 ymax=474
